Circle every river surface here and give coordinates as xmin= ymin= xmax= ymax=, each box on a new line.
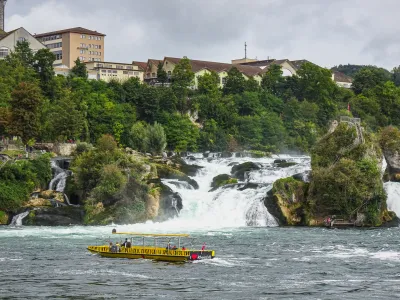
xmin=1 ymin=226 xmax=400 ymax=299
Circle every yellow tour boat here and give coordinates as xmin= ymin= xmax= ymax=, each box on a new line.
xmin=87 ymin=229 xmax=216 ymax=262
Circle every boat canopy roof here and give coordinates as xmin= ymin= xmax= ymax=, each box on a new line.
xmin=111 ymin=230 xmax=190 ymax=238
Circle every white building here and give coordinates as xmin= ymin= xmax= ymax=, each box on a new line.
xmin=0 ymin=27 xmax=45 ymax=59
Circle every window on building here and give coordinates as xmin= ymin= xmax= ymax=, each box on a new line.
xmin=116 ymin=65 xmax=124 ymax=69
xmin=54 ymin=50 xmax=62 ymax=60
xmin=222 ymin=77 xmax=227 ymax=85
xmin=97 ymin=64 xmax=103 ymax=67
xmin=152 ymin=72 xmax=156 ymax=77
xmin=0 ymin=47 xmax=9 ymax=58
xmin=134 ymin=72 xmax=139 ymax=76
xmin=102 ymin=69 xmax=106 ymax=73
xmin=80 ymin=50 xmax=85 ymax=54
xmin=123 ymin=71 xmax=128 ymax=74
xmin=126 ymin=66 xmax=133 ymax=70
xmin=89 ymin=36 xmax=92 ymax=40
xmin=167 ymin=71 xmax=171 ymax=76
xmin=128 ymin=72 xmax=134 ymax=75
xmin=99 ymin=45 xmax=102 ymax=49
xmin=113 ymin=70 xmax=117 ymax=74
xmin=17 ymin=37 xmax=26 ymax=42
xmin=80 ymin=34 xmax=86 ymax=39
xmin=99 ymin=37 xmax=102 ymax=41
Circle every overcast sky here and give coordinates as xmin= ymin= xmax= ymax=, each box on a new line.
xmin=4 ymin=0 xmax=400 ymax=70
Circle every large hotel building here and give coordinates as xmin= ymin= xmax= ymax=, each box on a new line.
xmin=34 ymin=27 xmax=105 ymax=69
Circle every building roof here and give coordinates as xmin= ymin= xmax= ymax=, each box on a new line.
xmin=290 ymin=59 xmax=313 ymax=70
xmin=164 ymin=57 xmax=263 ymax=77
xmin=34 ymin=27 xmax=106 ymax=38
xmin=333 ymin=71 xmax=353 ymax=83
xmin=133 ymin=61 xmax=148 ymax=71
xmin=0 ymin=28 xmax=19 ymax=41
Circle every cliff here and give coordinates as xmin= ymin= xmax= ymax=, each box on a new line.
xmin=266 ymin=120 xmax=398 ymax=227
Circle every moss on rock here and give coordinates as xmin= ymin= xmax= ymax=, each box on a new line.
xmin=0 ymin=210 xmax=9 ymax=225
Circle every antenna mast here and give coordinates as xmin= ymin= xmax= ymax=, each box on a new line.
xmin=0 ymin=0 xmax=7 ymax=31
xmin=244 ymin=42 xmax=247 ymax=59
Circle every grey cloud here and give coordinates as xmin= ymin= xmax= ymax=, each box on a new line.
xmin=4 ymin=0 xmax=400 ymax=70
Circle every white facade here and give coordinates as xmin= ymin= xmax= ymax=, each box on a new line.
xmin=0 ymin=27 xmax=45 ymax=59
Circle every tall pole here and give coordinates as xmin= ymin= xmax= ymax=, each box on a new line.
xmin=0 ymin=0 xmax=7 ymax=31
xmin=244 ymin=42 xmax=247 ymax=59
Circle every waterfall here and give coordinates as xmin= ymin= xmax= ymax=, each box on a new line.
xmin=9 ymin=211 xmax=30 ymax=227
xmin=385 ymin=182 xmax=400 ymax=217
xmin=49 ymin=160 xmax=69 ymax=192
xmin=150 ymin=154 xmax=311 ymax=230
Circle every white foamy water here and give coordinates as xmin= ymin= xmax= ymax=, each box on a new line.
xmin=49 ymin=160 xmax=68 ymax=192
xmin=127 ymin=154 xmax=311 ymax=231
xmin=385 ymin=181 xmax=400 ymax=217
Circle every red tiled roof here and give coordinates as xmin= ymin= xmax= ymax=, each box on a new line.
xmin=34 ymin=27 xmax=106 ymax=38
xmin=164 ymin=57 xmax=263 ymax=77
xmin=133 ymin=61 xmax=147 ymax=71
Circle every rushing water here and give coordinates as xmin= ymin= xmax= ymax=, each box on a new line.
xmin=2 ymin=154 xmax=400 ymax=299
xmin=2 ymin=226 xmax=400 ymax=299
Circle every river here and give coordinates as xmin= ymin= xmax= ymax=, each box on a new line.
xmin=1 ymin=226 xmax=400 ymax=299
xmin=2 ymin=154 xmax=400 ymax=299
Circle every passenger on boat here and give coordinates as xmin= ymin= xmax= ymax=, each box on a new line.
xmin=172 ymin=245 xmax=177 ymax=250
xmin=121 ymin=238 xmax=128 ymax=247
xmin=182 ymin=246 xmax=186 ymax=250
xmin=166 ymin=244 xmax=171 ymax=250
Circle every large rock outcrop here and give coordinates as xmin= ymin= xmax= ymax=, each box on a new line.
xmin=379 ymin=126 xmax=400 ymax=181
xmin=266 ymin=120 xmax=397 ymax=227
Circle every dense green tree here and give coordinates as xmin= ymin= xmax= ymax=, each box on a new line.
xmin=159 ymin=112 xmax=199 ymax=151
xmin=352 ymin=66 xmax=392 ymax=94
xmin=392 ymin=66 xmax=400 ymax=87
xmin=7 ymin=82 xmax=43 ymax=144
xmin=171 ymin=57 xmax=194 ymax=113
xmin=146 ymin=122 xmax=167 ymax=155
xmin=197 ymin=71 xmax=221 ymax=97
xmin=261 ymin=64 xmax=284 ymax=96
xmin=244 ymin=76 xmax=260 ymax=93
xmin=235 ymin=91 xmax=262 ymax=116
xmin=6 ymin=41 xmax=34 ymax=68
xmin=42 ymin=91 xmax=85 ymax=142
xmin=223 ymin=67 xmax=246 ymax=95
xmin=33 ymin=49 xmax=56 ymax=99
xmin=70 ymin=59 xmax=88 ymax=79
xmin=157 ymin=62 xmax=168 ymax=86
xmin=129 ymin=122 xmax=148 ymax=152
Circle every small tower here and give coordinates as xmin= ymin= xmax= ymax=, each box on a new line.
xmin=0 ymin=0 xmax=7 ymax=31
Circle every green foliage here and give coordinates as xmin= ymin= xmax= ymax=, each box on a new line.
xmin=352 ymin=66 xmax=392 ymax=94
xmin=159 ymin=112 xmax=199 ymax=152
xmin=224 ymin=67 xmax=246 ymax=95
xmin=157 ymin=62 xmax=168 ymax=85
xmin=393 ymin=66 xmax=400 ymax=87
xmin=197 ymin=71 xmax=221 ymax=97
xmin=129 ymin=121 xmax=167 ymax=154
xmin=0 ymin=154 xmax=51 ymax=211
xmin=8 ymin=82 xmax=43 ymax=144
xmin=70 ymin=59 xmax=88 ymax=79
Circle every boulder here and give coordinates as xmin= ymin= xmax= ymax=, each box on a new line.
xmin=154 ymin=164 xmax=199 ymax=189
xmin=211 ymin=174 xmax=238 ymax=189
xmin=156 ymin=183 xmax=183 ymax=221
xmin=275 ymin=161 xmax=297 ymax=168
xmin=231 ymin=162 xmax=261 ymax=181
xmin=23 ymin=207 xmax=84 ymax=226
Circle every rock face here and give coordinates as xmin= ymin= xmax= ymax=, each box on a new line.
xmin=379 ymin=127 xmax=400 ymax=182
xmin=231 ymin=162 xmax=260 ymax=181
xmin=155 ymin=163 xmax=199 ymax=189
xmin=211 ymin=174 xmax=238 ymax=189
xmin=23 ymin=207 xmax=84 ymax=226
xmin=264 ymin=177 xmax=309 ymax=226
xmin=266 ymin=121 xmax=397 ymax=227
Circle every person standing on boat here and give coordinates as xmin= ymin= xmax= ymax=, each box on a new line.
xmin=201 ymin=243 xmax=206 ymax=251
